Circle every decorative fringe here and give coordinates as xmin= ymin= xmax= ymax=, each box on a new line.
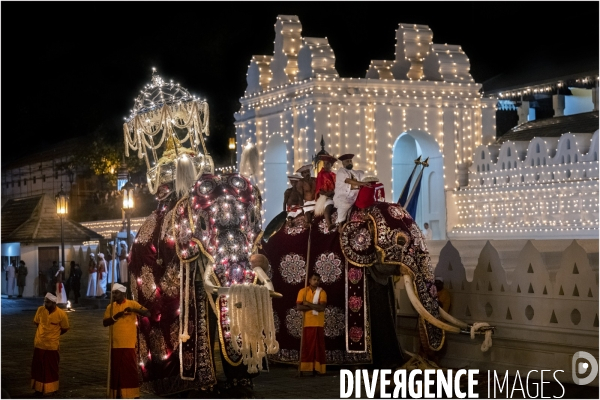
xmin=175 ymin=155 xmax=197 ymax=198
xmin=314 ymin=196 xmax=329 ymax=217
xmin=229 ymin=284 xmax=279 ymax=374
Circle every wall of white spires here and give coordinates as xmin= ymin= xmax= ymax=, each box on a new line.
xmin=453 ymin=131 xmax=599 ymax=239
xmin=234 ymin=15 xmax=598 ymax=241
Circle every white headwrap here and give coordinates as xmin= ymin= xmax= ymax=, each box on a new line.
xmin=45 ymin=293 xmax=58 ymax=303
xmin=90 ymin=253 xmax=95 ymax=258
xmin=112 ymin=283 xmax=127 ymax=293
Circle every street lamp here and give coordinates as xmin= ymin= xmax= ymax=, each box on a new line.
xmin=228 ymin=137 xmax=236 ymax=168
xmin=55 ymin=184 xmax=69 ymax=270
xmin=122 ymin=180 xmax=135 ymax=248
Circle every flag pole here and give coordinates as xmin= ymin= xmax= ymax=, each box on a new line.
xmin=404 ymin=157 xmax=429 ymax=210
xmin=397 ymin=156 xmax=422 ymax=206
xmin=297 ymin=223 xmax=312 ymax=376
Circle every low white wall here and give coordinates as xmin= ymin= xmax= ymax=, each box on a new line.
xmin=396 ymin=238 xmax=599 ymax=386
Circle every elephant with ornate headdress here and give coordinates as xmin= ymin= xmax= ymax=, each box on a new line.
xmin=257 ymin=190 xmax=494 ymax=369
xmin=123 ymin=72 xmax=278 ymax=397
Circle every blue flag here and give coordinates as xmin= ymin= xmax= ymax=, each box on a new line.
xmin=397 ymin=170 xmax=414 ymax=207
xmin=405 ymin=170 xmax=423 ymax=219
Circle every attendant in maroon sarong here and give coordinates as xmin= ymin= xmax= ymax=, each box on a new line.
xmin=31 ymin=293 xmax=70 ymax=396
xmin=296 ymin=273 xmax=327 ymax=375
xmin=103 ymin=283 xmax=150 ymax=399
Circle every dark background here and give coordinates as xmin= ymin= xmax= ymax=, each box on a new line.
xmin=2 ymin=1 xmax=598 ymax=166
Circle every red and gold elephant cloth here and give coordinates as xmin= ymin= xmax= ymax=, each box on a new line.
xmin=129 ymin=174 xmax=265 ymax=395
xmin=128 ymin=183 xmax=217 ymax=395
xmin=172 ymin=173 xmax=264 ymax=368
xmin=258 ymin=201 xmax=444 ymax=365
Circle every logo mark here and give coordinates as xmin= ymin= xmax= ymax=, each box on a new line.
xmin=572 ymin=351 xmax=599 ymax=385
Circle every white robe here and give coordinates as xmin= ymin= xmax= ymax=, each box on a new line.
xmin=56 ymin=282 xmax=67 ymax=304
xmin=86 ymin=272 xmax=98 ymax=296
xmin=333 ymin=167 xmax=364 ymax=223
xmin=119 ymin=258 xmax=128 ymax=283
xmin=107 ymin=259 xmax=119 ymax=283
xmin=5 ymin=265 xmax=16 ymax=296
xmin=96 ymin=261 xmax=107 ymax=296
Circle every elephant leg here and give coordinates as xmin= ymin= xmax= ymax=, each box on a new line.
xmin=367 ymin=271 xmax=405 ymax=369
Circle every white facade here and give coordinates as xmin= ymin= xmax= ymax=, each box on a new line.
xmin=234 ymin=15 xmax=599 ymax=382
xmin=235 ymin=16 xmax=497 ymax=238
xmin=1 ymin=242 xmax=98 ymax=298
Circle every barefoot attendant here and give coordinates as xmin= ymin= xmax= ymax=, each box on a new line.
xmin=103 ymin=283 xmax=150 ymax=398
xmin=296 ymin=273 xmax=327 ymax=375
xmin=31 ymin=293 xmax=70 ymax=396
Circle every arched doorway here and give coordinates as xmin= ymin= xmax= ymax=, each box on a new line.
xmin=392 ymin=129 xmax=445 ymax=239
xmin=263 ymin=133 xmax=288 ymax=227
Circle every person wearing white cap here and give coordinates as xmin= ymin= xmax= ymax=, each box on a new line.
xmin=107 ymin=241 xmax=120 ymax=289
xmin=296 ymin=164 xmax=316 ymax=224
xmin=332 ymin=154 xmax=367 ymax=233
xmin=86 ymin=253 xmax=99 ymax=297
xmin=118 ymin=241 xmax=129 ymax=285
xmin=55 ymin=266 xmax=68 ymax=305
xmin=31 ymin=293 xmax=70 ymax=396
xmin=95 ymin=253 xmax=107 ymax=299
xmin=103 ymin=283 xmax=150 ymax=398
xmin=284 ymin=174 xmax=304 ymax=220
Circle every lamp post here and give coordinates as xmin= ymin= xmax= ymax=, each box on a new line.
xmin=122 ymin=180 xmax=135 ymax=248
xmin=228 ymin=137 xmax=236 ymax=169
xmin=55 ymin=184 xmax=69 ymax=270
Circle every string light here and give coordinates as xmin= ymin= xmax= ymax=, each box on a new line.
xmin=233 ymin=15 xmax=598 ymax=237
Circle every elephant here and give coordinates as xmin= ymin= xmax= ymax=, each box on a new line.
xmin=256 ymin=200 xmax=493 ymax=369
xmin=128 ymin=172 xmax=278 ymax=397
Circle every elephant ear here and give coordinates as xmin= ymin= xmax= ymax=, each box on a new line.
xmin=262 ymin=211 xmax=288 ymax=243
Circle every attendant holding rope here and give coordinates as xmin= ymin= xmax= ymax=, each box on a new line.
xmin=103 ymin=283 xmax=150 ymax=399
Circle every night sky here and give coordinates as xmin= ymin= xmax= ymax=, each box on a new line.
xmin=2 ymin=1 xmax=598 ymax=166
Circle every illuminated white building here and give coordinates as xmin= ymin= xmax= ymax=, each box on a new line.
xmin=235 ymin=15 xmax=599 ymax=384
xmin=235 ymin=15 xmax=497 ymax=236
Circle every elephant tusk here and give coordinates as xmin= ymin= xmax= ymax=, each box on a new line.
xmin=402 ymin=275 xmax=461 ymax=334
xmin=438 ymin=308 xmax=469 ymax=329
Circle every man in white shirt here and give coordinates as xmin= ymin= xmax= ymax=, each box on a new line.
xmin=332 ymin=154 xmax=368 ymax=232
xmin=423 ymin=222 xmax=433 ymax=240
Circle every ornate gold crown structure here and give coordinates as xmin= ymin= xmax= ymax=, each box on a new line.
xmin=123 ymin=70 xmax=214 ymax=194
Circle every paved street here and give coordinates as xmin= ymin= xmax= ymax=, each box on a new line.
xmin=0 ymin=296 xmax=344 ymax=399
xmin=2 ymin=296 xmax=597 ymax=399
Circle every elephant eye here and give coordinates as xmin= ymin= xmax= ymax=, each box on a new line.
xmin=200 ymin=216 xmax=207 ymax=231
xmin=396 ymin=233 xmax=408 ymax=247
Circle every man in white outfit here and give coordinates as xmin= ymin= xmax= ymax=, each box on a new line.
xmin=423 ymin=222 xmax=433 ymax=240
xmin=4 ymin=263 xmax=16 ymax=299
xmin=332 ymin=154 xmax=368 ymax=233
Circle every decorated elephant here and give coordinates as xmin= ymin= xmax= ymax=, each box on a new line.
xmin=257 ymin=200 xmax=493 ymax=369
xmin=123 ymin=73 xmax=278 ymax=397
xmin=128 ymin=171 xmax=280 ymax=396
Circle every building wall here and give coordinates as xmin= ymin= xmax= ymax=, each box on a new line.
xmin=396 ymin=238 xmax=599 ymax=385
xmin=453 ymin=131 xmax=599 ymax=239
xmin=1 ymin=242 xmax=99 ymax=297
xmin=1 ymin=157 xmax=75 ymax=206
